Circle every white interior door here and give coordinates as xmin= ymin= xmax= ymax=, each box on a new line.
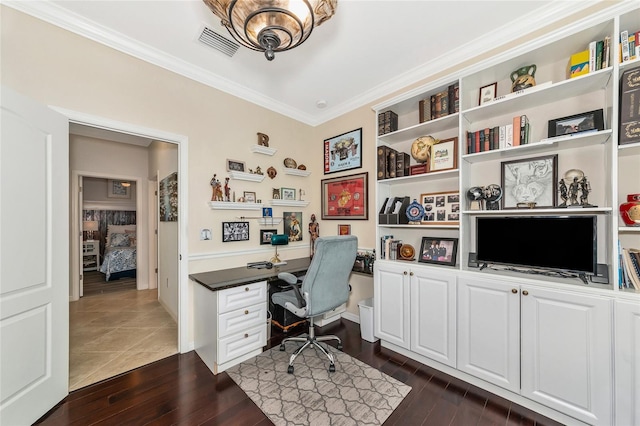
xmin=0 ymin=87 xmax=69 ymax=424
xmin=79 ymin=175 xmax=84 ymax=297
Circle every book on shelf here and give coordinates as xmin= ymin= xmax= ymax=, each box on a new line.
xmin=621 ymin=30 xmax=630 ymax=62
xmin=505 ymin=124 xmax=514 ymax=148
xmin=570 ymin=49 xmax=589 ymax=78
xmin=621 ymin=248 xmax=640 ymax=290
xmin=520 ymin=115 xmax=529 ymax=145
xmin=395 ymin=152 xmax=410 ymax=177
xmin=619 ymin=65 xmax=640 ymax=145
xmin=589 ymin=41 xmax=597 ymax=75
xmin=513 ymin=115 xmax=521 ymax=146
xmin=595 ymin=39 xmax=604 ymax=71
xmin=377 ymin=146 xmax=398 ymax=180
xmin=419 ymin=98 xmax=429 ymax=123
xmin=603 ymin=36 xmax=610 ymax=68
xmin=448 ymin=82 xmax=459 ymax=115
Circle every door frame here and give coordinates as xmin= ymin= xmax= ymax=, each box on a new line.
xmin=54 ymin=106 xmax=189 ymax=353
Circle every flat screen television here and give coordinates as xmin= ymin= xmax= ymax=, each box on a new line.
xmin=476 ymin=216 xmax=597 ymax=277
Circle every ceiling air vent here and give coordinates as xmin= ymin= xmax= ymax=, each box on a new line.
xmin=199 ymin=26 xmax=239 ymax=57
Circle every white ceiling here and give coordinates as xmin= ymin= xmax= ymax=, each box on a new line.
xmin=7 ymin=1 xmax=599 ymax=126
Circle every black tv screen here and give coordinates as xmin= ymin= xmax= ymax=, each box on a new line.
xmin=476 ymin=216 xmax=597 ymax=274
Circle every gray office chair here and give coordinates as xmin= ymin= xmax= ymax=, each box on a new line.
xmin=272 ymin=235 xmax=357 ymax=374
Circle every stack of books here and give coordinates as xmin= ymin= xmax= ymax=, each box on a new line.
xmin=466 ymin=115 xmax=529 ymax=154
xmin=570 ymin=36 xmax=611 ymax=78
xmin=377 ymin=146 xmax=411 ymax=180
xmin=418 ymin=82 xmax=459 ymax=123
xmin=378 ymin=110 xmax=398 ymax=135
xmin=620 ymin=29 xmax=640 ymax=63
xmin=619 ymin=246 xmax=640 ymax=290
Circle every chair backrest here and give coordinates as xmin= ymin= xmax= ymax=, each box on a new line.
xmin=301 ymin=235 xmax=358 ymax=317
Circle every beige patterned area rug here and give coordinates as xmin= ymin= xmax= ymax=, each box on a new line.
xmin=226 ymin=343 xmax=411 ymax=425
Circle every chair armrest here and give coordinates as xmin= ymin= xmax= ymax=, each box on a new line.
xmin=277 ymin=272 xmax=306 ymax=308
xmin=278 ymin=272 xmax=299 ymax=285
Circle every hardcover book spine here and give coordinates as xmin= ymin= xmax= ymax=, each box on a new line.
xmin=505 ymin=124 xmax=513 ymax=147
xmin=603 ymin=36 xmax=610 ymax=68
xmin=621 ymin=30 xmax=630 ymax=62
xmin=430 ymin=94 xmax=437 ymax=120
xmin=475 ymin=130 xmax=481 ymax=153
xmin=483 ymin=128 xmax=490 ymax=152
xmin=589 ymin=40 xmax=597 ymax=73
xmin=387 ymin=149 xmax=397 ymax=178
xmin=419 ymin=99 xmax=428 ymax=123
xmin=619 ymin=67 xmax=640 ymax=145
xmin=520 ymin=115 xmax=528 ymax=145
xmin=512 ymin=116 xmax=521 ymax=146
xmin=377 ymin=146 xmax=388 ymax=180
xmin=492 ymin=126 xmax=500 ymax=150
xmin=596 ymin=40 xmax=604 ymax=71
xmin=499 ymin=125 xmax=506 ymax=149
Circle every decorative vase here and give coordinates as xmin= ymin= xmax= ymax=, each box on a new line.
xmin=510 ymin=64 xmax=537 ymax=92
xmin=620 ymin=193 xmax=640 ymax=226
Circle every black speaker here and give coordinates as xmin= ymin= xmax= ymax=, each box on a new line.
xmin=590 ymin=263 xmax=609 ymax=284
xmin=468 ymin=252 xmax=479 ymax=268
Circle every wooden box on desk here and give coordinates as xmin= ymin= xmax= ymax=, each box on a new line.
xmin=379 ymin=197 xmax=410 ymax=224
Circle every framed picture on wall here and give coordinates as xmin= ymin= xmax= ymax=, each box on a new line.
xmin=324 ymin=128 xmax=362 ymax=174
xmin=321 ymin=172 xmax=368 ymax=220
xmin=222 ymin=221 xmax=249 ymax=242
xmin=107 ymin=180 xmax=131 ymax=199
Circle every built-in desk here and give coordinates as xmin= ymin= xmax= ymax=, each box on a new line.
xmin=190 ymin=258 xmax=310 ymax=374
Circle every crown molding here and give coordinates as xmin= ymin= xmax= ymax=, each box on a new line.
xmin=5 ymin=1 xmax=630 ymax=127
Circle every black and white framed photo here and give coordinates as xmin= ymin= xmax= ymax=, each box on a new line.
xmin=243 ymin=191 xmax=256 ymax=203
xmin=281 ymin=187 xmax=296 ymax=201
xmin=222 ymin=221 xmax=249 ymax=242
xmin=226 ymin=159 xmax=246 ymax=172
xmin=419 ymin=237 xmax=458 ymax=266
xmin=501 ymin=154 xmax=558 ymax=209
xmin=478 ymin=82 xmax=497 ymax=105
xmin=547 ymin=109 xmax=604 ymax=138
xmin=324 ymin=128 xmax=362 ymax=174
xmin=259 ymin=229 xmax=277 ymax=245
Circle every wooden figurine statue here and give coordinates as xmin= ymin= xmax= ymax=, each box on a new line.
xmin=309 ymin=214 xmax=319 ymax=258
xmin=210 ymin=174 xmax=223 ymax=201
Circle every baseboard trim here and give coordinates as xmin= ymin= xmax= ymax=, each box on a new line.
xmin=341 ymin=311 xmax=360 ymax=324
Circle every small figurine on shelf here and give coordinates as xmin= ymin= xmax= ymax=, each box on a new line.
xmin=255 ymin=166 xmax=263 ymax=175
xmin=568 ymin=177 xmax=580 ymax=206
xmin=309 ymin=214 xmax=319 ymax=258
xmin=558 ymin=178 xmax=568 ymax=207
xmin=579 ymin=176 xmax=596 ymax=207
xmin=299 ymin=189 xmax=305 ymax=201
xmin=210 ymin=174 xmax=223 ymax=201
xmin=267 ymin=166 xmax=277 ymax=179
xmin=224 ymin=177 xmax=231 ymax=201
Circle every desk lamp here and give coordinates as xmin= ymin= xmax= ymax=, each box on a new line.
xmin=83 ymin=220 xmax=99 ymax=241
xmin=270 ymin=234 xmax=288 ymax=265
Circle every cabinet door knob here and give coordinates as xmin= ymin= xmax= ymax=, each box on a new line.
xmin=511 ymin=288 xmax=518 ymax=294
xmin=245 ymin=287 xmax=249 ymax=292
xmin=409 ymin=272 xmax=414 ymax=276
xmin=522 ymin=290 xmax=529 ymax=296
xmin=244 ymin=333 xmax=249 ymax=338
xmin=403 ymin=271 xmax=408 ymax=275
xmin=244 ymin=310 xmax=249 ymax=315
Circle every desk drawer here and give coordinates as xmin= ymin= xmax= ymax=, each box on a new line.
xmin=218 ymin=281 xmax=266 ymax=314
xmin=218 ymin=323 xmax=266 ymax=364
xmin=219 ymin=302 xmax=266 ymax=338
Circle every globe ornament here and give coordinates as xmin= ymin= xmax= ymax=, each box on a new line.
xmin=411 ymin=135 xmax=439 ymax=164
xmin=467 ymin=186 xmax=484 ymax=210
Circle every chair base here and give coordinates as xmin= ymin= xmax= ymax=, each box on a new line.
xmin=279 ymin=317 xmax=342 ymax=374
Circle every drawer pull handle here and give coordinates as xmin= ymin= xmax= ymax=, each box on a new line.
xmin=245 ymin=287 xmax=249 ymax=292
xmin=244 ymin=310 xmax=249 ymax=315
xmin=244 ymin=333 xmax=249 ymax=338
xmin=511 ymin=289 xmax=517 ymax=294
xmin=403 ymin=271 xmax=407 ymax=275
xmin=522 ymin=290 xmax=529 ymax=296
xmin=409 ymin=272 xmax=414 ymax=276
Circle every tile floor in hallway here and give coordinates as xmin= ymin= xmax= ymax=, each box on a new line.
xmin=69 ymin=288 xmax=178 ymax=391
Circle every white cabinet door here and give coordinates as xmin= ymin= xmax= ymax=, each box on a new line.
xmin=374 ymin=262 xmax=410 ymax=349
xmin=521 ymin=287 xmax=612 ymax=425
xmin=615 ymin=299 xmax=640 ymax=426
xmin=457 ymin=276 xmax=520 ymax=392
xmin=411 ymin=267 xmax=456 ymax=367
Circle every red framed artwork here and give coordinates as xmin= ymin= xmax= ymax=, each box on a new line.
xmin=321 ymin=172 xmax=368 ymax=220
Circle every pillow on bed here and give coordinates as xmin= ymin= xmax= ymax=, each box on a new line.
xmin=109 ymin=233 xmax=131 ymax=247
xmin=106 ymin=224 xmax=136 ymax=246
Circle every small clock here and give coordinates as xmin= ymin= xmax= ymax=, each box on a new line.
xmin=405 ymin=199 xmax=425 ymax=222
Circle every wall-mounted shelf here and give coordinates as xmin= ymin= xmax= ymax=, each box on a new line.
xmin=255 ymin=217 xmax=283 ymax=226
xmin=228 ymin=171 xmax=265 ymax=182
xmin=269 ymin=199 xmax=310 ymax=207
xmin=250 ymin=145 xmax=277 ymax=156
xmin=208 ymin=201 xmax=263 ymax=210
xmin=283 ymin=168 xmax=311 ymax=177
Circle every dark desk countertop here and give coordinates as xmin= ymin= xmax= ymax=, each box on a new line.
xmin=189 ymin=257 xmax=311 ymax=292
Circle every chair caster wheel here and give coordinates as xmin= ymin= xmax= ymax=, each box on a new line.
xmin=287 ymin=365 xmax=294 ymax=374
xmin=329 ymin=364 xmax=335 ymax=373
xmin=280 ymin=344 xmax=285 ymax=351
xmin=337 ymin=343 xmax=343 ymax=350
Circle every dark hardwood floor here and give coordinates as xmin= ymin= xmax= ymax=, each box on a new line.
xmin=36 ymin=319 xmax=564 ymax=425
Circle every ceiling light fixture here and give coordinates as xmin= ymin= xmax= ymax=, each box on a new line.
xmin=202 ymin=0 xmax=337 ymax=61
